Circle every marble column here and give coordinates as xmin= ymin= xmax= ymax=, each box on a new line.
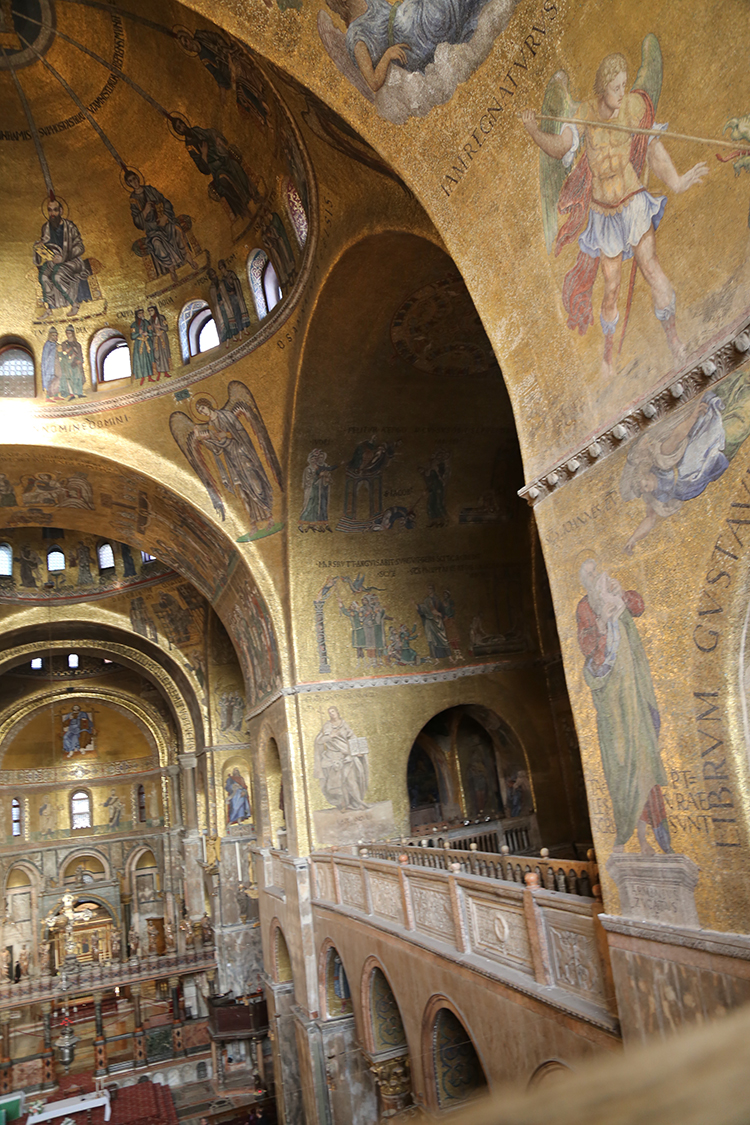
xmin=169 ymin=975 xmax=185 ymax=1057
xmin=41 ymin=1003 xmax=54 ymax=1089
xmin=93 ymin=991 xmax=107 ymax=1076
xmin=132 ymin=984 xmax=146 ymax=1068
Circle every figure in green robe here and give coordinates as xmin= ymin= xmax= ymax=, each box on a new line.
xmin=577 ymin=559 xmax=672 ymax=854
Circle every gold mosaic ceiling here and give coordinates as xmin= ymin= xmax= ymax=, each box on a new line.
xmin=0 ymin=0 xmax=310 ymax=387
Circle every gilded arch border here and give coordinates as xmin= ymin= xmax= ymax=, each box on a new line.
xmin=0 ymin=639 xmax=196 ymax=759
xmin=359 ymin=954 xmax=409 ymax=1058
xmin=420 ymin=992 xmax=490 ymax=1114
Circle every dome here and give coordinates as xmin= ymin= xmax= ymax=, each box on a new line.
xmin=0 ymin=0 xmax=311 ymax=407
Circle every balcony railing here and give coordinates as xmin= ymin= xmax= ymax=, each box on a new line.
xmin=0 ymin=946 xmax=217 ymax=1012
xmin=360 ymin=843 xmax=599 ymax=899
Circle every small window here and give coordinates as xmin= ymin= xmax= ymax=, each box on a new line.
xmin=0 ymin=346 xmax=35 ymax=398
xmin=71 ymin=790 xmax=91 ymax=830
xmin=248 ymin=249 xmax=269 ymax=320
xmin=178 ymin=300 xmax=218 ymax=362
xmin=137 ymin=784 xmax=147 ymax=823
xmin=11 ymin=799 xmax=21 ymax=838
xmin=0 ymin=544 xmax=12 ymax=577
xmin=90 ymin=328 xmax=131 ymax=386
xmin=47 ymin=548 xmax=65 ymax=572
xmin=141 ymin=552 xmax=156 ymax=563
xmin=284 ymin=179 xmax=308 ymax=248
xmin=97 ymin=543 xmax=115 ymax=570
xmin=197 ymin=316 xmax=220 ymax=353
xmin=30 ymin=657 xmax=43 ymax=670
xmin=263 ymin=261 xmax=282 ymax=314
xmin=68 ymin=653 xmax=79 ymax=669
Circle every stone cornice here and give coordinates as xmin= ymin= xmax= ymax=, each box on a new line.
xmin=519 ymin=323 xmax=750 ymax=506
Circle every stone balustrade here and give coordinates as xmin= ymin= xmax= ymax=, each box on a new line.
xmin=310 ymin=849 xmax=616 ymax=1032
xmin=0 ymin=946 xmax=217 ymax=1013
xmin=360 ymin=843 xmax=599 ymax=899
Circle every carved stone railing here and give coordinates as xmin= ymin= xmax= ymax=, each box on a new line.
xmin=361 ymin=843 xmax=599 ymax=899
xmin=0 ymin=946 xmax=217 ymax=1012
xmin=309 ymin=850 xmax=616 ymax=1032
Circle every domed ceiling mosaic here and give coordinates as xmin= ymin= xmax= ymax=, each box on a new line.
xmin=0 ymin=0 xmax=311 ymax=404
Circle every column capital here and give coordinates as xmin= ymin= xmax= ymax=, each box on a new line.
xmin=179 ymin=754 xmax=198 ymax=770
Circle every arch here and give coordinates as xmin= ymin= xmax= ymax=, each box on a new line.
xmin=263 ymin=261 xmax=282 ymax=314
xmin=90 ymin=328 xmax=132 ymax=386
xmin=178 ymin=299 xmax=218 ymax=361
xmin=5 ymin=862 xmax=37 ymax=890
xmin=261 ymin=734 xmax=285 ymax=847
xmin=271 ymin=921 xmax=292 ymax=984
xmin=422 ymin=995 xmax=488 ymax=1112
xmin=361 ymin=958 xmax=407 ymax=1056
xmin=60 ymin=847 xmax=112 ymax=881
xmin=320 ymin=940 xmax=352 ymax=1018
xmin=0 ymin=344 xmax=35 ymax=398
xmin=62 ymin=853 xmax=107 ymax=883
xmin=10 ymin=796 xmax=22 ymax=838
xmin=528 ymin=1059 xmax=573 ymax=1090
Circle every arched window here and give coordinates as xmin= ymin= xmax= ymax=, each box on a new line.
xmin=137 ymin=784 xmax=146 ymax=823
xmin=90 ymin=328 xmax=132 ymax=385
xmin=263 ymin=261 xmax=282 ymax=313
xmin=247 ymin=249 xmax=269 ymax=320
xmin=71 ymin=790 xmax=91 ymax=830
xmin=284 ymin=179 xmax=308 ymax=248
xmin=0 ymin=544 xmax=12 ymax=577
xmin=0 ymin=345 xmax=35 ymax=397
xmin=68 ymin=653 xmax=79 ymax=669
xmin=11 ymin=798 xmax=21 ymax=838
xmin=30 ymin=657 xmax=43 ymax=670
xmin=47 ymin=548 xmax=65 ymax=572
xmin=274 ymin=926 xmax=292 ymax=983
xmin=97 ymin=542 xmax=115 ymax=570
xmin=141 ymin=552 xmax=157 ymax=563
xmin=178 ymin=300 xmax=218 ymax=362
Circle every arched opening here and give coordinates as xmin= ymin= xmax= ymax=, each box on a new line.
xmin=178 ymin=299 xmax=220 ymax=361
xmin=264 ymin=736 xmax=285 ymax=848
xmin=0 ymin=344 xmax=35 ymax=397
xmin=323 ymin=945 xmax=352 ymax=1018
xmin=405 ymin=706 xmax=540 ymax=851
xmin=369 ymin=967 xmax=406 ymax=1053
xmin=90 ymin=328 xmax=132 ymax=386
xmin=70 ymin=789 xmax=92 ymax=830
xmin=431 ymin=1007 xmax=487 ymax=1110
xmin=63 ymin=854 xmax=106 ymax=884
xmin=274 ymin=925 xmax=292 ymax=984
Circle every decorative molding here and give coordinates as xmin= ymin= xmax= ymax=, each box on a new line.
xmin=519 ymin=322 xmax=750 ymax=506
xmin=0 ymin=757 xmax=160 ymax=785
xmin=599 ymin=913 xmax=750 ymax=961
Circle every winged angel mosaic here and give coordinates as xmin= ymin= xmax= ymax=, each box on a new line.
xmin=169 ymin=382 xmax=283 ymax=534
xmin=521 ymin=36 xmax=709 ymax=381
xmin=318 ymin=0 xmax=522 ymax=125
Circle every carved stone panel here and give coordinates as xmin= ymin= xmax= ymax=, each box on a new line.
xmin=369 ymin=874 xmax=403 ymax=924
xmin=409 ymin=878 xmax=455 ymax=944
xmin=467 ymin=895 xmax=533 ymax=973
xmin=313 ymin=861 xmax=334 ymax=903
xmin=338 ymin=867 xmax=366 ymax=912
xmin=543 ymin=908 xmax=605 ymax=1002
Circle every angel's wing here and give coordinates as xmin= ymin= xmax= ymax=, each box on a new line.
xmin=539 ymin=71 xmax=578 ymax=254
xmin=632 ymin=33 xmax=663 ymax=115
xmin=317 ymin=10 xmax=374 ymax=104
xmin=169 ymin=411 xmax=227 ymax=520
xmin=225 ymin=381 xmax=284 ymax=491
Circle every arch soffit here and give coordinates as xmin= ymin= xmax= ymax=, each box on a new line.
xmin=318 ymin=937 xmax=355 ymax=1022
xmin=0 ymin=446 xmax=287 ymax=688
xmin=4 ymin=859 xmax=42 ymax=891
xmin=124 ymin=843 xmax=159 ymax=883
xmin=0 ymin=639 xmax=193 ymax=760
xmin=269 ymin=917 xmax=293 ymax=985
xmin=420 ymin=993 xmax=491 ymax=1105
xmin=359 ymin=954 xmax=409 ymax=1057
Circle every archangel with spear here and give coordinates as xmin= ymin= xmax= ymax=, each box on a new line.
xmin=521 ymin=36 xmax=718 ymax=380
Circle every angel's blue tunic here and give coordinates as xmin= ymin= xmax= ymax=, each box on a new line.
xmin=346 ymin=0 xmax=489 ymax=73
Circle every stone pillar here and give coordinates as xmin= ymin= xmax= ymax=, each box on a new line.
xmin=0 ymin=1021 xmax=11 ymax=1094
xmin=93 ymin=992 xmax=107 ymax=1076
xmin=169 ymin=975 xmax=185 ymax=1057
xmin=266 ymin=979 xmax=304 ymax=1125
xmin=122 ymin=895 xmax=133 ymax=958
xmin=167 ymin=764 xmax=183 ymax=829
xmin=41 ymin=1003 xmax=54 ymax=1090
xmin=132 ymin=984 xmax=146 ymax=1068
xmin=180 ymin=756 xmax=198 ymax=831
